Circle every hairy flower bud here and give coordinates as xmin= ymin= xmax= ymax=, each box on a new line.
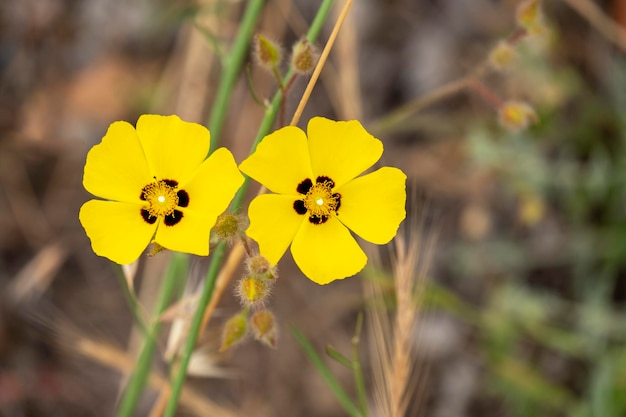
xmin=213 ymin=213 xmax=244 ymax=243
xmin=498 ymin=101 xmax=538 ymax=131
xmin=516 ymin=0 xmax=543 ymax=34
xmin=254 ymin=34 xmax=283 ymax=70
xmin=290 ymin=38 xmax=317 ymax=74
xmin=219 ymin=310 xmax=248 ymax=352
xmin=245 ymin=254 xmax=278 ymax=280
xmin=488 ymin=41 xmax=517 ymax=72
xmin=237 ymin=276 xmax=270 ymax=307
xmin=250 ymin=309 xmax=277 ymax=348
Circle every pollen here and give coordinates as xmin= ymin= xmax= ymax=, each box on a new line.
xmin=141 ymin=179 xmax=180 ymax=218
xmin=295 ymin=177 xmax=342 ymax=225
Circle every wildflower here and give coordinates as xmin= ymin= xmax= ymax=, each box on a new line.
xmin=239 ymin=117 xmax=407 ymax=284
xmin=79 ymin=114 xmax=244 ymax=264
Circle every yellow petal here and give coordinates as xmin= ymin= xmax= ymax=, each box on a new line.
xmin=307 ymin=117 xmax=383 ymax=189
xmin=79 ymin=200 xmax=156 ymax=264
xmin=181 ymin=147 xmax=244 ymax=214
xmin=291 ymin=216 xmax=367 ymax=284
xmin=154 ymin=209 xmax=212 ymax=256
xmin=336 ymin=167 xmax=406 ymax=244
xmin=137 ymin=114 xmax=210 ymax=184
xmin=246 ymin=194 xmax=305 ymax=265
xmin=83 ymin=121 xmax=152 ymax=203
xmin=239 ymin=126 xmax=314 ymax=195
xmin=155 ymin=147 xmax=244 ymax=256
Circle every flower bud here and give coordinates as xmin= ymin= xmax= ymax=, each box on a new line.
xmin=488 ymin=41 xmax=517 ymax=72
xmin=250 ymin=310 xmax=277 ymax=348
xmin=290 ymin=38 xmax=317 ymax=74
xmin=516 ymin=0 xmax=543 ymax=33
xmin=498 ymin=101 xmax=538 ymax=131
xmin=219 ymin=310 xmax=248 ymax=352
xmin=236 ymin=275 xmax=270 ymax=307
xmin=518 ymin=190 xmax=545 ymax=226
xmin=246 ymin=255 xmax=278 ymax=280
xmin=213 ymin=213 xmax=244 ymax=243
xmin=254 ymin=34 xmax=283 ymax=70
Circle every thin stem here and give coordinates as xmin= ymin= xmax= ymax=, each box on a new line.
xmin=352 ymin=313 xmax=369 ymax=417
xmin=272 ymin=65 xmax=285 ymax=91
xmin=291 ymin=326 xmax=363 ymax=417
xmin=289 ymin=0 xmax=354 ymax=126
xmin=162 ymin=244 xmax=227 ymax=417
xmin=280 ymin=73 xmax=300 ymax=127
xmin=116 ymin=253 xmax=187 ymax=417
xmin=207 ymin=0 xmax=267 ymax=154
xmin=562 ymin=0 xmax=626 ymax=53
xmin=245 ymin=64 xmax=267 ymax=107
xmin=161 ymin=2 xmax=337 ymax=415
xmin=368 ymin=68 xmax=486 ymax=136
xmin=470 ymin=79 xmax=504 ymax=109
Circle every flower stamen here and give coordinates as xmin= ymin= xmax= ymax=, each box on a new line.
xmin=140 ymin=179 xmax=188 ymax=226
xmin=293 ymin=176 xmax=341 ymax=225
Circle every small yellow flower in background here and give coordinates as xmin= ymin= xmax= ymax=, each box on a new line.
xmin=516 ymin=0 xmax=545 ymax=36
xmin=488 ymin=41 xmax=517 ymax=72
xmin=239 ymin=117 xmax=407 ymax=285
xmin=498 ymin=100 xmax=538 ymax=131
xmin=79 ymin=114 xmax=244 ymax=265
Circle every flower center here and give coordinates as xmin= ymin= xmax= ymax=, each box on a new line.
xmin=293 ymin=176 xmax=342 ymax=225
xmin=140 ymin=179 xmax=190 ymax=226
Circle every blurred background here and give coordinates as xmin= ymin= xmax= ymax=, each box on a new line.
xmin=1 ymin=0 xmax=626 ymax=416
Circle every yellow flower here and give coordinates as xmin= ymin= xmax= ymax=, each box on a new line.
xmin=239 ymin=117 xmax=407 ymax=284
xmin=79 ymin=114 xmax=244 ymax=264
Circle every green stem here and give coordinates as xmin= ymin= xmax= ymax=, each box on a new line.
xmin=116 ymin=253 xmax=188 ymax=417
xmin=163 ymin=2 xmax=335 ymax=416
xmin=351 ymin=313 xmax=369 ymax=417
xmin=162 ymin=243 xmax=227 ymax=417
xmin=207 ymin=0 xmax=267 ymax=154
xmin=291 ymin=326 xmax=363 ymax=417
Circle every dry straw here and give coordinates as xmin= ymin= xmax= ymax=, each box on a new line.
xmin=367 ymin=198 xmax=437 ymax=417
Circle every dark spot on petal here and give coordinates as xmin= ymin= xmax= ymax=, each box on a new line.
xmin=293 ymin=200 xmax=307 ymax=215
xmin=332 ymin=193 xmax=342 ymax=212
xmin=164 ymin=210 xmax=183 ymax=226
xmin=141 ymin=209 xmax=157 ymax=224
xmin=296 ymin=178 xmax=313 ymax=194
xmin=140 ymin=185 xmax=149 ymax=200
xmin=163 ymin=179 xmax=178 ymax=187
xmin=177 ymin=190 xmax=189 ymax=207
xmin=308 ymin=214 xmax=328 ymax=225
xmin=316 ymin=176 xmax=335 ymax=188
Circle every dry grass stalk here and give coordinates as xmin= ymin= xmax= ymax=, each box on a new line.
xmin=9 ymin=242 xmax=68 ymax=304
xmin=368 ymin=202 xmax=436 ymax=417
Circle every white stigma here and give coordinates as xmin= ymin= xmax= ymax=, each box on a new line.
xmin=158 ymin=195 xmax=166 ymax=204
xmin=316 ymin=198 xmax=324 ymax=206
